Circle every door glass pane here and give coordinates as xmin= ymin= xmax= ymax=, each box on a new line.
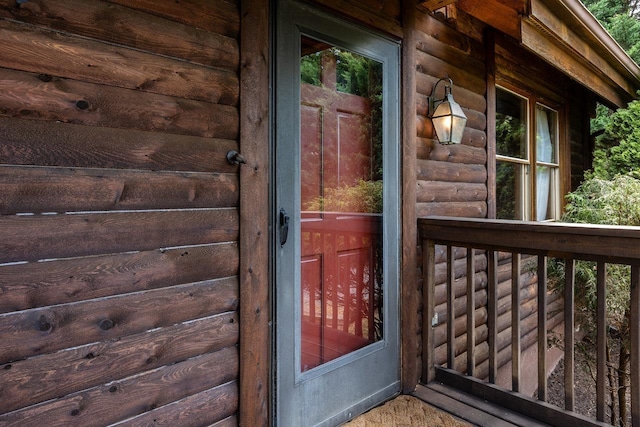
xmin=300 ymin=36 xmax=383 ymax=372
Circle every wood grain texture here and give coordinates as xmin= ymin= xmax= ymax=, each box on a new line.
xmin=402 ymin=0 xmax=419 ymax=393
xmin=0 ymin=117 xmax=237 ymax=172
xmin=0 ymin=208 xmax=238 ymax=263
xmin=0 ymin=20 xmax=238 ymax=105
xmin=417 ymin=181 xmax=487 ymax=203
xmin=117 ymin=381 xmax=239 ymax=427
xmin=0 ymin=347 xmax=239 ymax=426
xmin=416 ymin=137 xmax=487 ymax=162
xmin=0 ymin=166 xmax=238 ymax=215
xmin=311 ymin=0 xmax=402 ymax=37
xmin=0 ymin=68 xmax=239 ymax=139
xmin=0 ymin=242 xmax=238 ymax=313
xmin=0 ymin=0 xmax=239 ymax=70
xmin=239 ymin=0 xmax=269 ymax=425
xmin=0 ymin=312 xmax=238 ymax=413
xmin=0 ymin=277 xmax=238 ymax=364
xmin=108 ymin=0 xmax=239 ymax=39
xmin=417 ymin=159 xmax=486 ymax=183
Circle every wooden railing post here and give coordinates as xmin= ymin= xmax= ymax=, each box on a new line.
xmin=564 ymin=259 xmax=575 ymax=412
xmin=466 ymin=248 xmax=476 ymax=377
xmin=596 ymin=262 xmax=607 ymax=422
xmin=511 ymin=253 xmax=521 ymax=392
xmin=447 ymin=246 xmax=455 ymax=369
xmin=422 ymin=239 xmax=436 ymax=383
xmin=631 ymin=265 xmax=640 ymax=427
xmin=537 ymin=255 xmax=547 ymax=402
xmin=488 ymin=250 xmax=498 ymax=384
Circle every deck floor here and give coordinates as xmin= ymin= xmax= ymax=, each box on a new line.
xmin=412 ymin=383 xmax=552 ymax=427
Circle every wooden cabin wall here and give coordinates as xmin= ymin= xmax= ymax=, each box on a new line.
xmin=0 ymin=1 xmax=240 ymax=425
xmin=413 ymin=8 xmax=489 ymax=381
xmin=413 ymin=9 xmax=572 ymax=392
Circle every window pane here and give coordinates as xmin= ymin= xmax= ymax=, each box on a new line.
xmin=536 ymin=166 xmax=558 ymax=221
xmin=496 ymin=88 xmax=528 ymax=159
xmin=496 ymin=161 xmax=528 ymax=220
xmin=536 ymin=105 xmax=557 ymax=164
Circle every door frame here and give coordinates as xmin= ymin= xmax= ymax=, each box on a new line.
xmin=272 ymin=1 xmax=402 ymax=425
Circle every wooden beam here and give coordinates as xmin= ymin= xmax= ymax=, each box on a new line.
xmin=239 ymin=0 xmax=270 ymax=425
xmin=401 ymin=0 xmax=419 ymax=393
xmin=457 ymin=0 xmax=521 ymax=40
xmin=419 ymin=0 xmax=457 ymax=11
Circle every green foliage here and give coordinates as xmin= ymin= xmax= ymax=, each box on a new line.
xmin=591 ymin=98 xmax=640 ymax=179
xmin=563 ymin=175 xmax=640 ymax=224
xmin=304 ymin=179 xmax=383 ymax=213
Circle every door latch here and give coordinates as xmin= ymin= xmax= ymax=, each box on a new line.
xmin=279 ymin=208 xmax=290 ymax=247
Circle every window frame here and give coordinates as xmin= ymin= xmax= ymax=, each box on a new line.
xmin=494 ymin=84 xmax=563 ymax=222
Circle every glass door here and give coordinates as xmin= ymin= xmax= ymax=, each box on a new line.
xmin=274 ymin=1 xmax=400 ymax=426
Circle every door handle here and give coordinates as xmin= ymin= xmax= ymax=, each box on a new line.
xmin=279 ymin=208 xmax=290 ymax=247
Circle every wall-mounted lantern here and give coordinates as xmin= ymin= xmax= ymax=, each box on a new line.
xmin=428 ymin=78 xmax=467 ymax=145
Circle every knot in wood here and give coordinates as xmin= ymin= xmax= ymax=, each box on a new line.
xmin=75 ymin=100 xmax=90 ymax=110
xmin=99 ymin=319 xmax=114 ymax=331
xmin=35 ymin=314 xmax=52 ymax=332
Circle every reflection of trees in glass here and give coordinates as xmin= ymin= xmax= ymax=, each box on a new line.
xmin=300 ymin=48 xmax=383 ymax=180
xmin=496 ymin=112 xmax=526 ymax=219
xmin=496 ymin=162 xmax=516 ymax=219
xmin=304 ymin=179 xmax=383 ymax=213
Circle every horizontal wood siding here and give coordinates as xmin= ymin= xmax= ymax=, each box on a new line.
xmin=414 ymin=10 xmax=488 ymax=383
xmin=0 ymin=1 xmax=240 ymax=425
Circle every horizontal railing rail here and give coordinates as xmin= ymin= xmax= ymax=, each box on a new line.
xmin=419 ymin=216 xmax=640 ymax=427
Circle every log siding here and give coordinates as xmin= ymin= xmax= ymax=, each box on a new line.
xmin=0 ymin=1 xmax=241 ymax=425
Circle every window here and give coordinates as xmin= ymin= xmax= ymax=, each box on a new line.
xmin=496 ymin=87 xmax=560 ymax=221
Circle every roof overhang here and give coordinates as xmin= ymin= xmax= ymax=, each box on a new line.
xmin=422 ymin=0 xmax=640 ymax=108
xmin=522 ymin=0 xmax=640 ymax=108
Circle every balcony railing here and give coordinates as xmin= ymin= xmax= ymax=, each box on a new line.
xmin=418 ymin=216 xmax=640 ymax=427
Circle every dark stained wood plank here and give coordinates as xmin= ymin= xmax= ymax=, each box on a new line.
xmin=488 ymin=250 xmax=497 ymax=383
xmin=0 ymin=20 xmax=238 ymax=105
xmin=0 ymin=347 xmax=239 ymax=426
xmin=423 ymin=239 xmax=437 ymax=383
xmin=417 ymin=201 xmax=487 ymax=218
xmin=0 ymin=166 xmax=238 ymax=215
xmin=108 ymin=0 xmax=239 ymax=39
xmin=458 ymin=0 xmax=520 ymax=39
xmin=311 ymin=0 xmax=402 ymax=37
xmin=0 ymin=208 xmax=238 ymax=264
xmin=415 ymin=50 xmax=486 ymax=97
xmin=0 ymin=242 xmax=238 ymax=313
xmin=0 ymin=0 xmax=238 ymax=70
xmin=414 ymin=383 xmax=518 ymax=427
xmin=447 ymin=246 xmax=456 ymax=369
xmin=0 ymin=277 xmax=238 ymax=365
xmin=401 ymin=0 xmax=419 ymax=393
xmin=467 ymin=248 xmax=476 ymax=376
xmin=417 ymin=136 xmax=487 ymax=162
xmin=0 ymin=117 xmax=238 ymax=173
xmin=417 ymin=159 xmax=487 ymax=183
xmin=238 ymin=0 xmax=269 ymax=425
xmin=486 ymin=28 xmax=497 ymax=219
xmin=118 ymin=381 xmax=238 ymax=427
xmin=421 ymin=382 xmax=550 ymax=427
xmin=510 ymin=253 xmax=521 ymax=392
xmin=417 ymin=180 xmax=487 ymax=203
xmin=415 ymin=11 xmax=482 ymax=59
xmin=0 ymin=68 xmax=239 ymax=139
xmin=564 ymin=258 xmax=575 ymax=411
xmin=596 ymin=262 xmax=607 ymax=422
xmin=0 ymin=312 xmax=238 ymax=413
xmin=419 ymin=217 xmax=640 ymax=263
xmin=208 ymin=415 xmax=238 ymax=427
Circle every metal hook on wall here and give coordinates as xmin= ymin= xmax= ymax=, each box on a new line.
xmin=226 ymin=150 xmax=247 ymax=166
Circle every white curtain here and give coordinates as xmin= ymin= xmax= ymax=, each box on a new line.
xmin=536 ymin=106 xmax=552 ymax=221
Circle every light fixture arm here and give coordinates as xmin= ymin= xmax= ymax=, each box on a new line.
xmin=428 ymin=77 xmax=454 ymax=116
